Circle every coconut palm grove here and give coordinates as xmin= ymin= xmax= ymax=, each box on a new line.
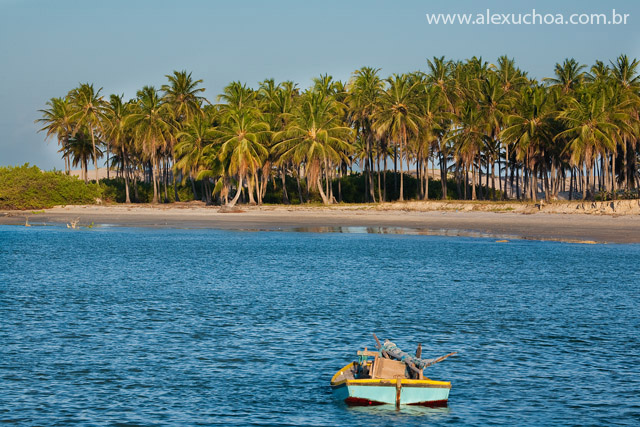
xmin=36 ymin=55 xmax=640 ymax=206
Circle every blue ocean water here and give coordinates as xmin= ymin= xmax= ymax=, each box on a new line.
xmin=1 ymin=225 xmax=639 ymax=426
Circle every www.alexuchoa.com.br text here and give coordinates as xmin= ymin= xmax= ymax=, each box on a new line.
xmin=426 ymin=9 xmax=630 ymax=25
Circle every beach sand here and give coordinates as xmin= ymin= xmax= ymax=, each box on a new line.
xmin=1 ymin=201 xmax=639 ymax=244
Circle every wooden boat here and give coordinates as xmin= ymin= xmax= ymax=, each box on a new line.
xmin=331 ymin=334 xmax=456 ymax=407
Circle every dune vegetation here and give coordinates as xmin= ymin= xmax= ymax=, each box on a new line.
xmin=35 ymin=55 xmax=640 ymax=206
xmin=0 ymin=164 xmax=101 ymax=210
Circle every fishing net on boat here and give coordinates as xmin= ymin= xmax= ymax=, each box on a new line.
xmin=381 ymin=340 xmax=453 ymax=369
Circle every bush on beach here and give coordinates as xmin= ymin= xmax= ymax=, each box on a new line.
xmin=0 ymin=164 xmax=101 ymax=210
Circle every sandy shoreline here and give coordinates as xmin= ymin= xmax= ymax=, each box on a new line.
xmin=1 ymin=201 xmax=639 ymax=244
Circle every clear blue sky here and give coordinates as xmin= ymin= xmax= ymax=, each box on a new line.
xmin=1 ymin=0 xmax=639 ymax=169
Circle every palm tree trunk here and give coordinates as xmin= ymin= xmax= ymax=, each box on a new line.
xmin=295 ymin=168 xmax=303 ymax=204
xmin=416 ymin=155 xmax=421 ymax=200
xmin=383 ymin=153 xmax=387 ymax=202
xmin=471 ymin=162 xmax=477 ymax=200
xmin=490 ymin=159 xmax=496 ymax=200
xmin=247 ymin=174 xmax=256 ymax=204
xmin=281 ymin=167 xmax=289 ymax=204
xmin=256 ymin=173 xmax=263 ymax=205
xmin=133 ymin=172 xmax=139 ymax=202
xmin=259 ymin=172 xmax=266 ymax=204
xmin=581 ymin=164 xmax=587 ymax=201
xmin=425 ymin=157 xmax=430 ymax=200
xmin=503 ymin=145 xmax=510 ymax=199
xmin=590 ymin=159 xmax=596 ymax=199
xmin=152 ymin=154 xmax=159 ymax=204
xmin=480 ymin=160 xmax=486 ymax=200
xmin=440 ymin=151 xmax=447 ymax=200
xmin=90 ymin=128 xmax=99 ymax=184
xmin=531 ymin=165 xmax=538 ymax=202
xmin=174 ymin=168 xmax=180 ymax=202
xmin=190 ymin=174 xmax=197 ymax=199
xmin=338 ymin=163 xmax=343 ymax=203
xmin=464 ymin=165 xmax=469 ymax=200
xmin=122 ymin=146 xmax=131 ymax=204
xmin=305 ymin=176 xmax=310 ymax=203
xmin=325 ymin=166 xmax=330 ymax=203
xmin=317 ymin=176 xmax=330 ymax=205
xmin=228 ymin=176 xmax=243 ymax=207
xmin=544 ymin=167 xmax=550 ymax=202
xmin=329 ymin=166 xmax=335 ymax=203
xmin=362 ymin=131 xmax=369 ymax=202
xmin=399 ymin=130 xmax=405 ymax=201
xmin=498 ymin=149 xmax=503 ymax=197
xmin=611 ymin=152 xmax=617 ymax=199
xmin=569 ymin=167 xmax=574 ymax=200
xmin=625 ymin=138 xmax=632 ymax=191
xmin=376 ymin=152 xmax=382 ymax=203
xmin=163 ymin=157 xmax=169 ymax=203
xmin=206 ymin=180 xmax=213 ymax=205
xmin=478 ymin=160 xmax=484 ymax=200
xmin=64 ymin=137 xmax=70 ymax=175
xmin=393 ymin=143 xmax=398 ymax=198
xmin=551 ymin=161 xmax=557 ymax=200
xmin=368 ymin=150 xmax=375 ymax=203
xmin=523 ymin=162 xmax=528 ymax=200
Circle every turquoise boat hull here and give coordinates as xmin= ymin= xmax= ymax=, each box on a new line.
xmin=331 ymin=363 xmax=451 ymax=406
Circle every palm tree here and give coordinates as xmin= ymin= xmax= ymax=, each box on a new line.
xmin=426 ymin=56 xmax=458 ymax=110
xmin=67 ymin=128 xmax=103 ymax=184
xmin=174 ymin=114 xmax=218 ymax=203
xmin=493 ymin=55 xmax=528 ymax=94
xmin=373 ymin=74 xmax=422 ymax=201
xmin=258 ymin=79 xmax=299 ymax=203
xmin=426 ymin=56 xmax=459 ymax=198
xmin=414 ymin=84 xmax=447 ymax=199
xmin=501 ymin=86 xmax=556 ymax=201
xmin=273 ymin=91 xmax=354 ymax=204
xmin=104 ymin=94 xmax=134 ymax=202
xmin=453 ymin=103 xmax=487 ymax=200
xmin=215 ymin=109 xmax=269 ymax=206
xmin=218 ymin=81 xmax=256 ymax=113
xmin=127 ymin=86 xmax=173 ymax=204
xmin=161 ymin=70 xmax=207 ymax=201
xmin=68 ymin=83 xmax=107 ymax=182
xmin=476 ymin=72 xmax=512 ymax=199
xmin=557 ymin=89 xmax=619 ymax=199
xmin=162 ymin=70 xmax=207 ymax=122
xmin=347 ymin=67 xmax=384 ymax=202
xmin=490 ymin=56 xmax=528 ymax=198
xmin=544 ymin=58 xmax=586 ymax=94
xmin=36 ymin=97 xmax=74 ymax=174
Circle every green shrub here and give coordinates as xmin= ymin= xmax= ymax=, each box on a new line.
xmin=331 ymin=172 xmax=460 ymax=202
xmin=99 ymin=178 xmax=196 ymax=203
xmin=0 ymin=164 xmax=101 ymax=210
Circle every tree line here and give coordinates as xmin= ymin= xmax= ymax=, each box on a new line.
xmin=36 ymin=55 xmax=640 ymax=205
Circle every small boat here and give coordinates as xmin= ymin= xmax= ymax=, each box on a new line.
xmin=331 ymin=334 xmax=456 ymax=407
